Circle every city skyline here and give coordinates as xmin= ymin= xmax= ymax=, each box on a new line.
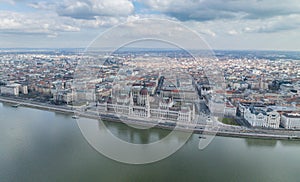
xmin=1 ymin=0 xmax=300 ymax=51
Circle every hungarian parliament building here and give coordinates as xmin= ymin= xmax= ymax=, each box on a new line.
xmin=97 ymin=85 xmax=197 ymax=123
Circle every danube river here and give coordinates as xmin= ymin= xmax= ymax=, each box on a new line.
xmin=1 ymin=102 xmax=300 ymax=182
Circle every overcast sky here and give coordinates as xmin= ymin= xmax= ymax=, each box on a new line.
xmin=1 ymin=0 xmax=300 ymax=51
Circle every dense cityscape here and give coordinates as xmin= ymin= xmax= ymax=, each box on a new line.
xmin=1 ymin=49 xmax=300 ymax=133
xmin=3 ymin=0 xmax=300 ymax=181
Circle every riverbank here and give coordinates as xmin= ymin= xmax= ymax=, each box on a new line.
xmin=2 ymin=103 xmax=300 ymax=182
xmin=1 ymin=96 xmax=300 ymax=140
xmin=0 ymin=96 xmax=74 ymax=114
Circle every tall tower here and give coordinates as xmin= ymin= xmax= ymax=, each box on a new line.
xmin=129 ymin=91 xmax=134 ymax=115
xmin=146 ymin=94 xmax=150 ymax=118
xmin=139 ymin=82 xmax=150 ymax=117
xmin=192 ymin=104 xmax=195 ymax=120
xmin=259 ymin=74 xmax=265 ymax=90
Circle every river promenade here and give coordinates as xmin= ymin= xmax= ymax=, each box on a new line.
xmin=1 ymin=96 xmax=300 ymax=140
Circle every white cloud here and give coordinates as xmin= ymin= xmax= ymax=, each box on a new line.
xmin=140 ymin=0 xmax=300 ymax=21
xmin=1 ymin=0 xmax=300 ymax=50
xmin=132 ymin=0 xmax=300 ymax=39
xmin=85 ymin=18 xmax=218 ymax=51
xmin=241 ymin=15 xmax=300 ymax=33
xmin=182 ymin=21 xmax=217 ymax=37
xmin=0 ymin=11 xmax=80 ymax=37
xmin=228 ymin=30 xmax=238 ymax=35
xmin=0 ymin=0 xmax=16 ymax=5
xmin=25 ymin=0 xmax=300 ymax=36
xmin=29 ymin=0 xmax=134 ymax=19
xmin=0 ymin=9 xmax=173 ymax=37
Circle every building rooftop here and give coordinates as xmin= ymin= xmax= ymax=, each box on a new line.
xmin=282 ymin=113 xmax=300 ymax=118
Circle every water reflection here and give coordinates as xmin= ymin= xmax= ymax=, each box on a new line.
xmin=97 ymin=120 xmax=191 ymax=144
xmin=245 ymin=138 xmax=277 ymax=148
xmin=2 ymin=104 xmax=300 ymax=181
xmin=280 ymin=140 xmax=300 ymax=146
xmin=54 ymin=111 xmax=72 ymax=118
xmin=1 ymin=102 xmax=13 ymax=108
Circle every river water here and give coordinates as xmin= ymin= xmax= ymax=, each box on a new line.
xmin=0 ymin=102 xmax=300 ymax=182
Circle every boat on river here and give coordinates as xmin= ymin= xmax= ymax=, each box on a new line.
xmin=72 ymin=115 xmax=79 ymax=119
xmin=11 ymin=104 xmax=20 ymax=108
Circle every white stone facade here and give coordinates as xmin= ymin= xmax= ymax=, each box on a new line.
xmin=98 ymin=88 xmax=196 ymax=123
xmin=0 ymin=84 xmax=20 ymax=96
xmin=244 ymin=107 xmax=280 ymax=128
xmin=281 ymin=113 xmax=300 ymax=129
